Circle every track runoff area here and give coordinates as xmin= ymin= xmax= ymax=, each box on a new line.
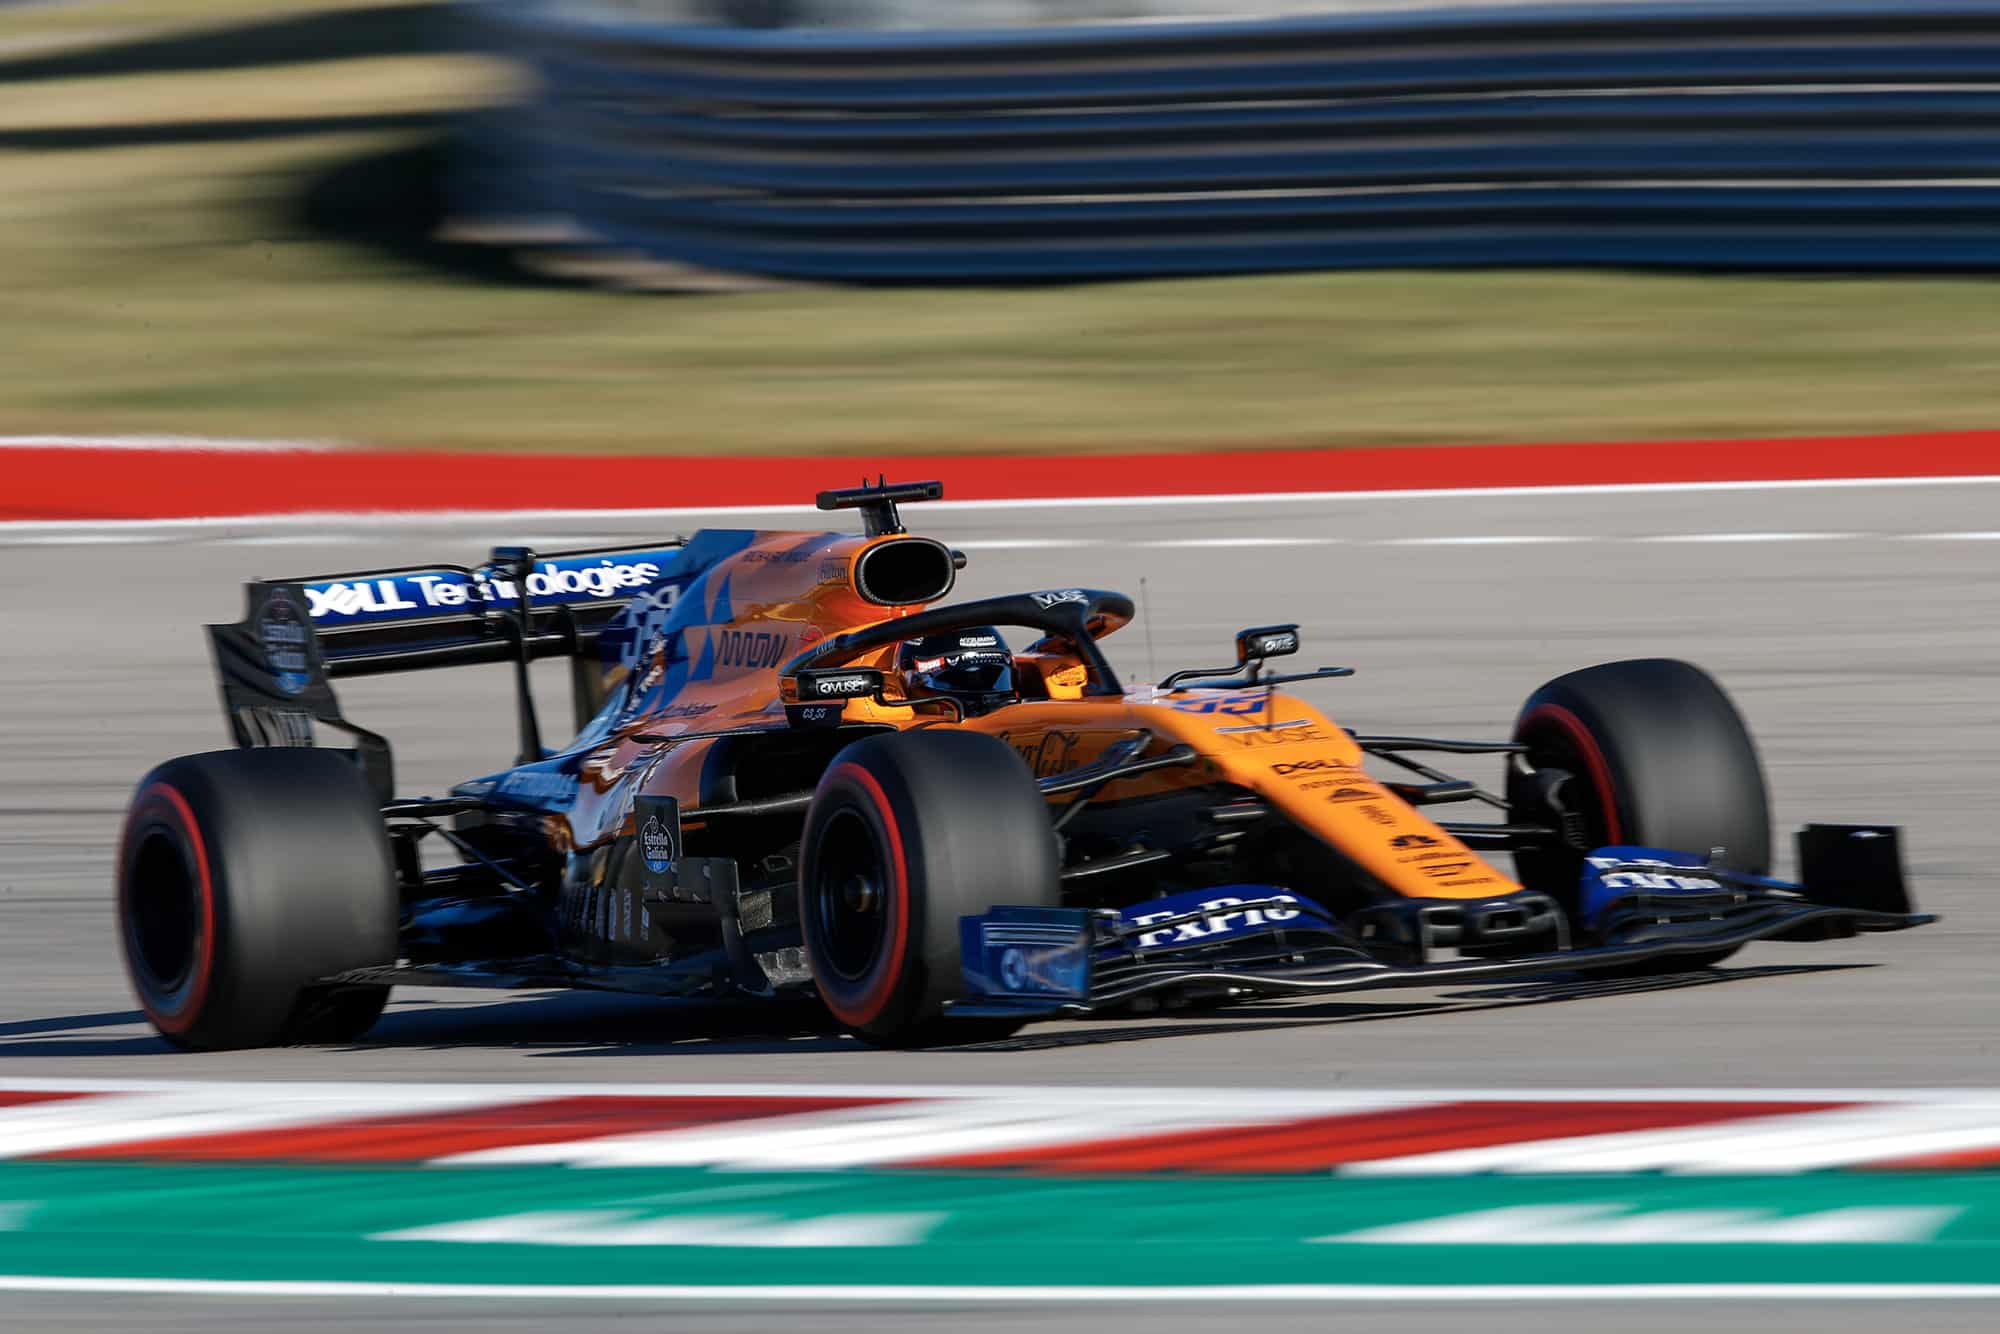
xmin=4 ymin=431 xmax=2000 ymax=1307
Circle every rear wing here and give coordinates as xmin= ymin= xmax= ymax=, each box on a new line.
xmin=207 ymin=542 xmax=687 ymax=798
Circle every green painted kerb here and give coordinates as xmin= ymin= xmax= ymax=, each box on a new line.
xmin=1 ymin=1162 xmax=1997 ymax=1289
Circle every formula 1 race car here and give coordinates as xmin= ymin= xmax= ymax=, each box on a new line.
xmin=116 ymin=481 xmax=1932 ymax=1049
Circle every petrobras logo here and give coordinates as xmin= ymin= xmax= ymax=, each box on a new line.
xmin=1121 ymin=886 xmax=1323 ymax=951
xmin=302 ymin=553 xmax=676 ymax=625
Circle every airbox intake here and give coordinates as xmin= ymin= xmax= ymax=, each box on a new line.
xmin=854 ymin=537 xmax=956 ymax=607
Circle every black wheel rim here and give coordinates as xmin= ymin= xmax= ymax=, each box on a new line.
xmin=126 ymin=829 xmax=200 ymax=997
xmin=809 ymin=806 xmax=891 ymax=983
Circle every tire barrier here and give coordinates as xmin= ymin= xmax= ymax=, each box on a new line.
xmin=461 ymin=1 xmax=2000 ymax=280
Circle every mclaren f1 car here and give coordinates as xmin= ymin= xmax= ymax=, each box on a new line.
xmin=116 ymin=480 xmax=1932 ymax=1048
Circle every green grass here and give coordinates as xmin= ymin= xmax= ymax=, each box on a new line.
xmin=3 ymin=0 xmax=1998 ymax=454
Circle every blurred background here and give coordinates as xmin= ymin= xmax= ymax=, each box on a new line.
xmin=5 ymin=4 xmax=2000 ymax=1331
xmin=5 ymin=0 xmax=2000 ymax=455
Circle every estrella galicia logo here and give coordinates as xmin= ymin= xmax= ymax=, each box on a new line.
xmin=258 ymin=588 xmax=312 ymax=697
xmin=640 ymin=816 xmax=680 ymax=876
xmin=641 ymin=814 xmax=677 ymax=874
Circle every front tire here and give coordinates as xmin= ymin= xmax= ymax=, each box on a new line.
xmin=117 ymin=749 xmax=397 ymax=1050
xmin=799 ymin=730 xmax=1060 ymax=1047
xmin=1509 ymin=658 xmax=1770 ymax=971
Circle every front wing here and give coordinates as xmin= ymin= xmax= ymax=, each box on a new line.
xmin=951 ymin=827 xmax=1935 ymax=1020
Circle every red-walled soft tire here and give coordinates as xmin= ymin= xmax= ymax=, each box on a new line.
xmin=117 ymin=749 xmax=397 ymax=1050
xmin=799 ymin=730 xmax=1059 ymax=1047
xmin=1509 ymin=658 xmax=1770 ymax=970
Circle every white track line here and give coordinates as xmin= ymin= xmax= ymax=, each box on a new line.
xmin=0 ymin=435 xmax=337 ymax=451
xmin=0 ymin=1087 xmax=546 ymax=1159
xmin=3 ymin=472 xmax=2000 ymax=539
xmin=1376 ymin=534 xmax=1591 ymax=546
xmin=1636 ymin=531 xmax=1863 ymax=544
xmin=1135 ymin=536 xmax=1342 ymax=548
xmin=6 ymin=529 xmax=2000 ymax=550
xmin=4 ymin=1078 xmax=1997 ymax=1104
xmin=0 ymin=1277 xmax=1996 ymax=1302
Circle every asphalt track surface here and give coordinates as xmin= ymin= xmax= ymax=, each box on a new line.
xmin=2 ymin=479 xmax=1997 ymax=1330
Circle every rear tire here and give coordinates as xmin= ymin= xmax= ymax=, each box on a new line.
xmin=799 ymin=730 xmax=1060 ymax=1047
xmin=117 ymin=749 xmax=398 ymax=1050
xmin=1508 ymin=658 xmax=1770 ymax=972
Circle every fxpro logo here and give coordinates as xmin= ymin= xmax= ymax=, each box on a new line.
xmin=1128 ymin=894 xmax=1304 ymax=950
xmin=714 ymin=628 xmax=790 ymax=670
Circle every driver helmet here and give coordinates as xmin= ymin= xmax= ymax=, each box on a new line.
xmin=896 ymin=627 xmax=1015 ymax=716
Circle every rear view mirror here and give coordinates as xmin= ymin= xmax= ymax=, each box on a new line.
xmin=1236 ymin=624 xmax=1300 ymax=665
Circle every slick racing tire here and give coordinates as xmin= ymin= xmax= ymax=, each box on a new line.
xmin=799 ymin=730 xmax=1061 ymax=1048
xmin=117 ymin=749 xmax=397 ymax=1050
xmin=1509 ymin=658 xmax=1770 ymax=973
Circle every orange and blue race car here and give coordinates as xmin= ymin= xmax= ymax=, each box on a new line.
xmin=117 ymin=480 xmax=1932 ymax=1049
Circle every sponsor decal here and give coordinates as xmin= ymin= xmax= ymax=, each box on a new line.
xmin=1392 ymin=834 xmax=1441 ymax=849
xmin=1010 ymin=730 xmax=1082 ymax=779
xmin=1218 ymin=722 xmax=1333 ymax=749
xmin=959 ymin=635 xmax=999 ymax=648
xmin=1356 ymin=803 xmax=1396 ymax=827
xmin=1324 ymin=786 xmax=1376 ymax=804
xmin=812 ymin=674 xmax=876 ymax=697
xmin=1420 ymin=862 xmax=1476 ymax=880
xmin=303 ymin=555 xmax=673 ymax=625
xmin=654 ymin=702 xmax=717 ymax=721
xmin=1122 ymin=886 xmax=1317 ymax=950
xmin=817 ymin=558 xmax=849 ymax=586
xmin=1030 ymin=589 xmax=1088 ymax=609
xmin=1242 ymin=628 xmax=1299 ymax=658
xmin=641 ymin=813 xmax=677 ymax=875
xmin=234 ymin=704 xmax=313 ymax=748
xmin=788 ymin=703 xmax=842 ymax=728
xmin=256 ymin=587 xmax=312 ymax=696
xmin=1165 ymin=694 xmax=1264 ymax=716
xmin=961 ymin=909 xmax=1090 ymax=1000
xmin=713 ymin=628 xmax=791 ymax=671
xmin=1586 ymin=852 xmax=1724 ymax=894
xmin=498 ymin=770 xmax=575 ymax=804
xmin=999 ymin=948 xmax=1030 ymax=991
xmin=1271 ymin=759 xmax=1350 ymax=777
